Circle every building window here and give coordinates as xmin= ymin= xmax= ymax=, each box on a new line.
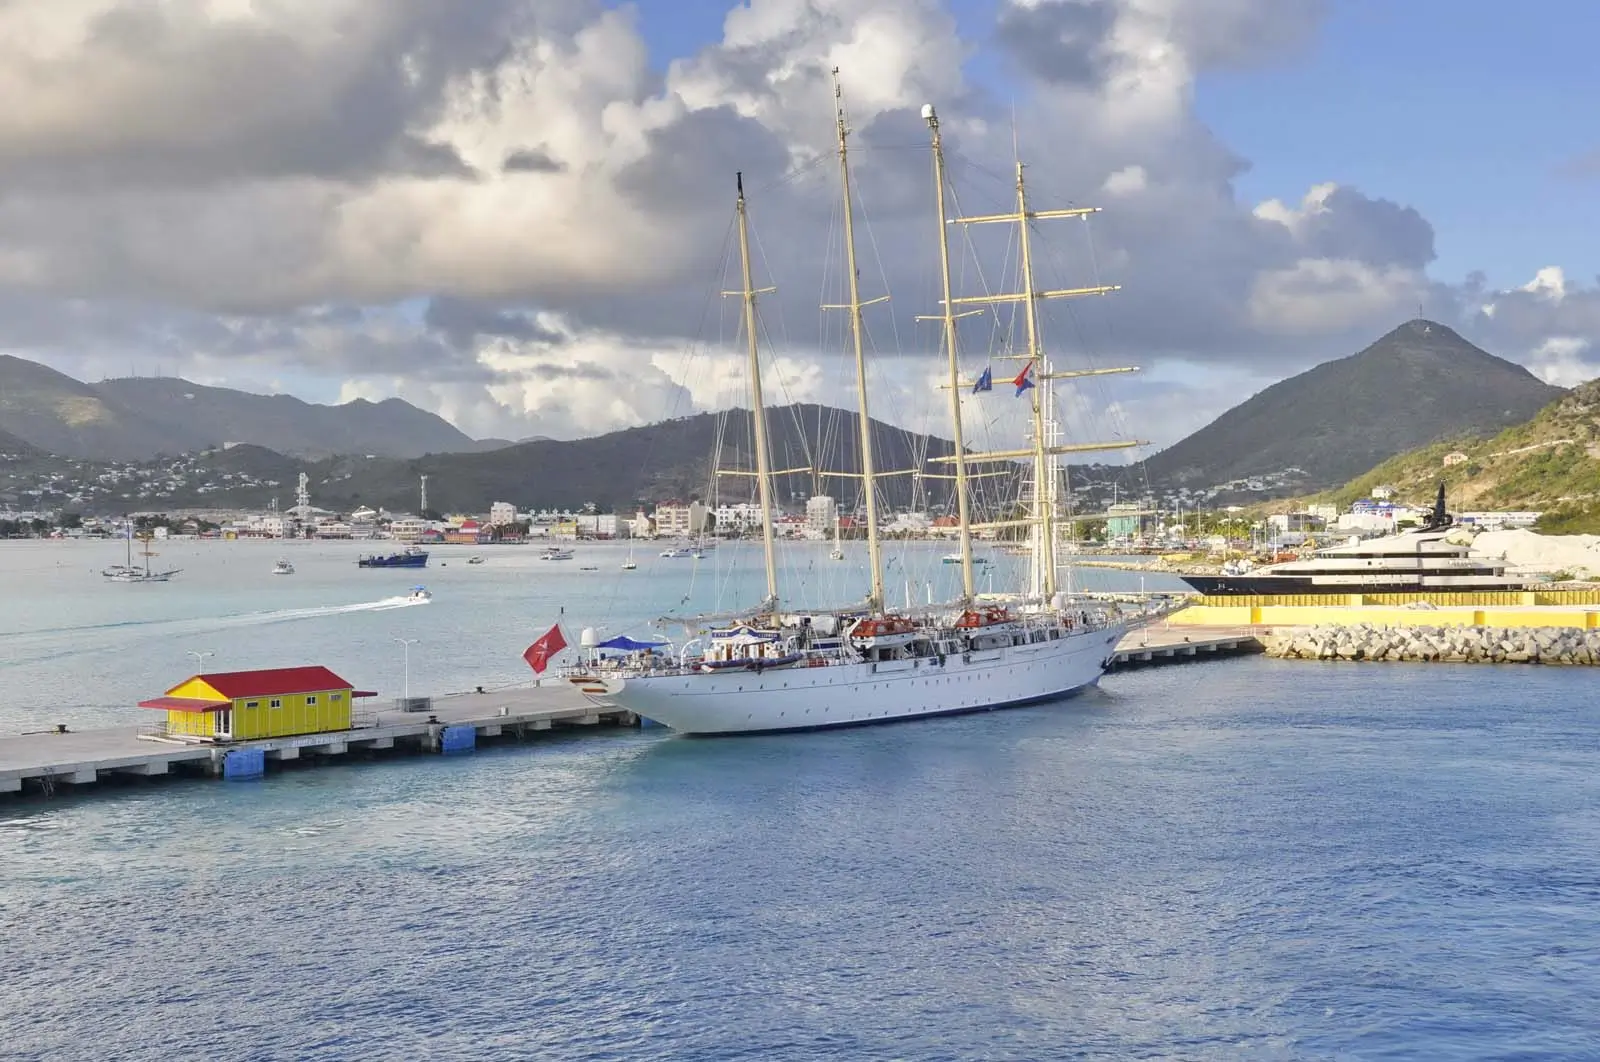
xmin=270 ymin=698 xmax=282 ymax=709
xmin=330 ymin=692 xmax=343 ymax=701
xmin=306 ymin=695 xmax=318 ymax=705
xmin=245 ymin=700 xmax=259 ymax=708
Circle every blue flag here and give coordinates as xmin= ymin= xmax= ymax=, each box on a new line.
xmin=972 ymin=367 xmax=993 ymax=394
xmin=1012 ymin=361 xmax=1036 ymax=396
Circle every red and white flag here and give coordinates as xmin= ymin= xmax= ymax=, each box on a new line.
xmin=522 ymin=623 xmax=569 ymax=675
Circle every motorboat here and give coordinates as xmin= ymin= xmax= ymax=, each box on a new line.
xmin=272 ymin=558 xmax=295 ymax=575
xmin=407 ymin=585 xmax=432 ymax=602
xmin=539 ymin=546 xmax=575 ymax=561
xmin=467 ymin=555 xmax=484 ymax=565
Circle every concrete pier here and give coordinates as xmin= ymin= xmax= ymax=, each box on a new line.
xmin=1 ymin=685 xmax=633 ymax=798
xmin=1107 ymin=626 xmax=1263 ymax=671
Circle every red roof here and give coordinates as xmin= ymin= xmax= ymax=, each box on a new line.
xmin=138 ymin=696 xmax=230 ymax=713
xmin=181 ymin=666 xmax=355 ymax=698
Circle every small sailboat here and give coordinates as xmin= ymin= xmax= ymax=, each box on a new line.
xmin=830 ymin=514 xmax=845 ymax=560
xmin=104 ymin=528 xmax=181 ymax=582
xmin=272 ymin=558 xmax=295 ymax=575
xmin=622 ymin=546 xmax=637 ymax=571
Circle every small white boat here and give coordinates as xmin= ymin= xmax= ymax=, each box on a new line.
xmin=942 ymin=552 xmax=990 ymax=565
xmin=467 ymin=555 xmax=484 ymax=565
xmin=539 ymin=546 xmax=575 ymax=561
xmin=621 ymin=561 xmax=638 ymax=570
xmin=407 ymin=585 xmax=432 ymax=602
xmin=272 ymin=559 xmax=295 ymax=575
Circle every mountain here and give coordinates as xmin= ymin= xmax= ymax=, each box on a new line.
xmin=99 ymin=404 xmax=991 ymax=515
xmin=1322 ymin=379 xmax=1600 ymax=530
xmin=1137 ymin=320 xmax=1565 ymax=491
xmin=0 ymin=355 xmax=184 ymax=459
xmin=0 ymin=354 xmax=488 ymax=460
xmin=91 ymin=377 xmax=477 ymax=459
xmin=0 ymin=426 xmax=42 ymax=456
xmin=294 ymin=404 xmax=983 ymax=514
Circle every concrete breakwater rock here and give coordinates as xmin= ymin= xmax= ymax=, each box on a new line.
xmin=1264 ymin=624 xmax=1600 ymax=665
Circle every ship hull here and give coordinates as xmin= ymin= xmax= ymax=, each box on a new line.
xmin=599 ymin=623 xmax=1126 ymax=735
xmin=358 ymin=555 xmax=429 ymax=568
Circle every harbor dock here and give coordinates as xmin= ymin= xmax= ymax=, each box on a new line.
xmin=2 ymin=685 xmax=632 ymax=797
xmin=3 ymin=625 xmax=1259 ymax=799
xmin=1106 ymin=625 xmax=1263 ymax=671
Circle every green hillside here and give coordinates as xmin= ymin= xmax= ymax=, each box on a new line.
xmin=1323 ymin=379 xmax=1600 ymax=529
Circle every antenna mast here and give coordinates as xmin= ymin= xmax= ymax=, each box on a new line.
xmin=730 ymin=172 xmax=780 ymax=610
xmin=828 ymin=69 xmax=887 ymax=612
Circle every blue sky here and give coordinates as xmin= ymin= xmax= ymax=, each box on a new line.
xmin=626 ymin=0 xmax=1597 ymax=290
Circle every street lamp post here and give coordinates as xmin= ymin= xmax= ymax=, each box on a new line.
xmin=393 ymin=637 xmax=419 ymax=703
xmin=187 ymin=649 xmax=214 ymax=674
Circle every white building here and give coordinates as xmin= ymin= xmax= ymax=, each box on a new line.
xmin=714 ymin=502 xmax=763 ymax=536
xmin=805 ymin=495 xmax=838 ymax=537
xmin=489 ymin=501 xmax=518 ymax=527
xmin=575 ymin=513 xmax=619 ymax=538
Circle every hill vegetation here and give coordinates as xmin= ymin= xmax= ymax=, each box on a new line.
xmin=1318 ymin=379 xmax=1600 ymax=531
xmin=1137 ymin=320 xmax=1563 ymax=491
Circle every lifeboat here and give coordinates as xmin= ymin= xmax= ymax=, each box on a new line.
xmin=955 ymin=606 xmax=1012 ymax=629
xmin=850 ymin=616 xmax=916 ymax=639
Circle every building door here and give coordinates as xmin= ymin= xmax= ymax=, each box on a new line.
xmin=214 ymin=709 xmax=232 ymax=739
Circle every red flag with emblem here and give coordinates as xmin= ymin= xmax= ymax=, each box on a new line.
xmin=522 ymin=623 xmax=568 ymax=674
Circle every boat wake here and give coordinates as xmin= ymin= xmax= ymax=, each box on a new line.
xmin=6 ymin=595 xmax=431 ymax=665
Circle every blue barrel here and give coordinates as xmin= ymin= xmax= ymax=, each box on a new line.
xmin=440 ymin=725 xmax=476 ymax=754
xmin=223 ymin=747 xmax=265 ymax=780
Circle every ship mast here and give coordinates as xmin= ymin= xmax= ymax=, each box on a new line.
xmin=827 ymin=70 xmax=887 ymax=612
xmin=928 ymin=161 xmax=1145 ymax=602
xmin=1013 ymin=165 xmax=1054 ymax=598
xmin=731 ymin=172 xmax=780 ymax=609
xmin=923 ymin=104 xmax=977 ymax=603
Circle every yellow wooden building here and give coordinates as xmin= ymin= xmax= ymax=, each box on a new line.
xmin=139 ymin=666 xmax=376 ymax=741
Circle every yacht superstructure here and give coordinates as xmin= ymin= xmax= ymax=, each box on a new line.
xmin=1182 ymin=485 xmax=1528 ymax=596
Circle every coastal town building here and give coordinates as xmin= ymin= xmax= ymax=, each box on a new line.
xmin=654 ymin=501 xmax=707 ymax=538
xmin=805 ymin=495 xmax=838 ymax=538
xmin=139 ymin=666 xmax=375 ymax=742
xmin=489 ymin=501 xmax=517 ymax=527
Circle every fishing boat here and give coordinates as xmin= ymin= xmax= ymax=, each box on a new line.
xmin=104 ymin=529 xmax=181 ymax=583
xmin=272 ymin=558 xmax=295 ymax=575
xmin=539 ymin=545 xmax=575 ymax=561
xmin=358 ymin=546 xmax=428 ymax=569
xmin=572 ymin=79 xmax=1143 ymax=735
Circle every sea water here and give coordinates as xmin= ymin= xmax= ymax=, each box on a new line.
xmin=2 ymin=539 xmax=1598 ymax=1059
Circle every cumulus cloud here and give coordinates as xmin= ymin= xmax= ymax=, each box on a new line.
xmin=0 ymin=0 xmax=1590 ymax=455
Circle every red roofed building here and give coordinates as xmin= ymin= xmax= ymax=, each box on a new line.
xmin=139 ymin=666 xmax=376 ymax=742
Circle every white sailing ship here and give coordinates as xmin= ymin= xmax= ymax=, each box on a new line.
xmin=574 ymin=79 xmax=1144 ymax=735
xmin=103 ymin=529 xmax=181 ymax=583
